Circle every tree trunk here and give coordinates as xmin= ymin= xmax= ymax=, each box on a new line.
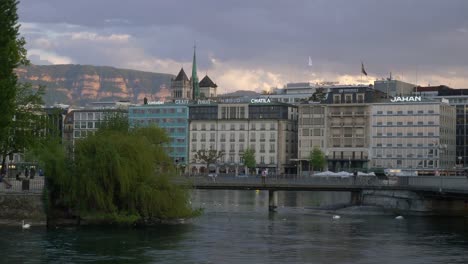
xmin=0 ymin=152 xmax=7 ymax=175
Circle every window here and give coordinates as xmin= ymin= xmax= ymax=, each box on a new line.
xmin=387 ymin=111 xmax=393 ymax=114
xmin=333 ymin=95 xmax=341 ymax=104
xmin=345 ymin=94 xmax=352 ymax=103
xmin=270 ymin=144 xmax=275 ymax=153
xmin=357 ymin=94 xmax=364 ymax=103
xmin=377 ymin=111 xmax=383 ymax=115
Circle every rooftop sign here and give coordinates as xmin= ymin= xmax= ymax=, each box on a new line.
xmin=250 ymin=98 xmax=271 ymax=103
xmin=390 ymin=96 xmax=422 ymax=103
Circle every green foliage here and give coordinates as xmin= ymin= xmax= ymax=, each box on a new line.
xmin=193 ymin=149 xmax=224 ymax=171
xmin=310 ymin=87 xmax=327 ymax=102
xmin=309 ymin=147 xmax=326 ymax=172
xmin=36 ymin=122 xmax=198 ymax=225
xmin=0 ymin=0 xmax=31 ymax=174
xmin=0 ymin=83 xmax=46 ymax=174
xmin=242 ymin=148 xmax=256 ymax=173
xmin=0 ymin=0 xmax=28 ymax=131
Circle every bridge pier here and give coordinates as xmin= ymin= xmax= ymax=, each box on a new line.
xmin=269 ymin=190 xmax=278 ymax=212
xmin=350 ymin=190 xmax=362 ymax=205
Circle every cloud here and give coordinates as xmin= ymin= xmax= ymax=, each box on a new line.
xmin=16 ymin=0 xmax=468 ymax=89
xmin=28 ymin=49 xmax=73 ymax=64
xmin=70 ymin=32 xmax=130 ymax=42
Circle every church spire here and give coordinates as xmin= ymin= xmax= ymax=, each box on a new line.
xmin=192 ymin=44 xmax=200 ymax=100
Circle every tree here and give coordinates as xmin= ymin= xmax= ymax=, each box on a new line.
xmin=242 ymin=148 xmax=256 ymax=174
xmin=0 ymin=0 xmax=28 ymax=130
xmin=310 ymin=87 xmax=327 ymax=102
xmin=0 ymin=0 xmax=41 ymax=175
xmin=0 ymin=83 xmax=46 ymax=175
xmin=309 ymin=146 xmax=326 ymax=174
xmin=193 ymin=149 xmax=224 ymax=174
xmin=35 ymin=118 xmax=199 ymax=224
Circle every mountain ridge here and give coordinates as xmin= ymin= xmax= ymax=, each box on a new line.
xmin=16 ymin=64 xmax=174 ymax=106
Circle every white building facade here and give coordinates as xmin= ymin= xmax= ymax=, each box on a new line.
xmin=188 ymin=101 xmax=297 ymax=175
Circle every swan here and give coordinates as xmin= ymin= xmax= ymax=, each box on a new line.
xmin=22 ymin=220 xmax=31 ymax=229
xmin=395 ymin=215 xmax=404 ymax=220
xmin=332 ymin=215 xmax=341 ymax=219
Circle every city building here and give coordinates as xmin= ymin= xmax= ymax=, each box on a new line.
xmin=322 ymin=86 xmax=378 ymax=171
xmin=415 ymin=86 xmax=468 ymax=168
xmin=188 ymin=101 xmax=298 ymax=175
xmin=128 ymin=103 xmax=189 ymax=165
xmin=63 ymin=108 xmax=127 ymax=146
xmin=370 ymin=97 xmax=456 ymax=174
xmin=171 ymin=47 xmax=201 ymax=100
xmin=199 ymin=75 xmax=218 ymax=98
xmin=374 ymin=79 xmax=415 ymax=98
xmin=297 ymin=102 xmax=327 ymax=172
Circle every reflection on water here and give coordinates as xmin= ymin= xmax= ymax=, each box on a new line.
xmin=1 ymin=190 xmax=468 ymax=264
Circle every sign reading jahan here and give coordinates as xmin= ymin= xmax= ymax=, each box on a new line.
xmin=390 ymin=96 xmax=422 ymax=103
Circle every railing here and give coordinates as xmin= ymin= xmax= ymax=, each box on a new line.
xmin=0 ymin=177 xmax=45 ymax=194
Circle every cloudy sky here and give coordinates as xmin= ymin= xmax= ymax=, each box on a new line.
xmin=18 ymin=0 xmax=468 ymax=92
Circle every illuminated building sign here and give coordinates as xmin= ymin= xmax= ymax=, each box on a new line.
xmin=390 ymin=96 xmax=422 ymax=102
xmin=148 ymin=101 xmax=164 ymax=105
xmin=250 ymin=98 xmax=271 ymax=103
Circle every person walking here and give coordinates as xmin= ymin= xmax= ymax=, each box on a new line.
xmin=261 ymin=169 xmax=267 ymax=185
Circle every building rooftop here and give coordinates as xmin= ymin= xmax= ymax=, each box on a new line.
xmin=199 ymin=75 xmax=218 ymax=88
xmin=174 ymin=68 xmax=189 ymax=82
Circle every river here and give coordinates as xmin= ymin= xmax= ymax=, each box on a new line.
xmin=1 ymin=190 xmax=468 ymax=263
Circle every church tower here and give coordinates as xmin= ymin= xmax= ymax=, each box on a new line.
xmin=171 ymin=68 xmax=192 ymax=99
xmin=191 ymin=45 xmax=200 ymax=100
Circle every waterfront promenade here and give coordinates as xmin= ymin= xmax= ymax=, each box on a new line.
xmin=0 ymin=177 xmax=45 ymax=194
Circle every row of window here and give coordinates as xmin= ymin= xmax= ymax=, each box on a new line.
xmin=191 ymin=123 xmax=278 ymax=130
xmin=375 ymin=132 xmax=437 ymax=137
xmin=374 ymin=121 xmax=437 ymax=126
xmin=131 ymin=118 xmax=187 ymax=124
xmin=191 ymin=143 xmax=276 ymax=153
xmin=131 ymin=108 xmax=186 ymax=115
xmin=375 ymin=110 xmax=436 ymax=115
xmin=74 ymin=112 xmax=107 ymax=121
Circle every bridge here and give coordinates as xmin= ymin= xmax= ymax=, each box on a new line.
xmin=180 ymin=174 xmax=468 ymax=213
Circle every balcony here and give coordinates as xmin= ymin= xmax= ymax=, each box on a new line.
xmin=260 ymin=139 xmax=266 ymax=142
xmin=239 ymin=139 xmax=245 ymax=142
xmin=220 ymin=138 xmax=226 ymax=142
xmin=230 ymin=139 xmax=235 ymax=142
xmin=250 ymin=138 xmax=256 ymax=142
xmin=269 ymin=139 xmax=275 ymax=142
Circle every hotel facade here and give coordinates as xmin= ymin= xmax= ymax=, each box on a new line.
xmin=188 ymin=100 xmax=298 ymax=175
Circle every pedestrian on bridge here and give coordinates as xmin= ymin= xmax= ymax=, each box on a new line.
xmin=261 ymin=170 xmax=267 ymax=185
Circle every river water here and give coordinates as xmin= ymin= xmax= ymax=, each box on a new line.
xmin=1 ymin=190 xmax=468 ymax=264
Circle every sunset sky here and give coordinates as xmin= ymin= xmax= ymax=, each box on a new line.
xmin=18 ymin=0 xmax=468 ymax=93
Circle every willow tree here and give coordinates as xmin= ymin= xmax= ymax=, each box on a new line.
xmin=38 ymin=118 xmax=199 ymax=224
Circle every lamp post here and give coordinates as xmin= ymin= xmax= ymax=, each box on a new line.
xmin=436 ymin=143 xmax=447 ymax=192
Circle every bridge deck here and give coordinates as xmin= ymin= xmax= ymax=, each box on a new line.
xmin=176 ymin=175 xmax=468 ymax=197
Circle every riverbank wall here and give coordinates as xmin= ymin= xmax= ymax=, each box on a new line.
xmin=0 ymin=193 xmax=47 ymax=226
xmin=361 ymin=190 xmax=468 ymax=216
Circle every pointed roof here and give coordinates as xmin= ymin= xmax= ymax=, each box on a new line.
xmin=174 ymin=68 xmax=189 ymax=82
xmin=199 ymin=75 xmax=218 ymax=88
